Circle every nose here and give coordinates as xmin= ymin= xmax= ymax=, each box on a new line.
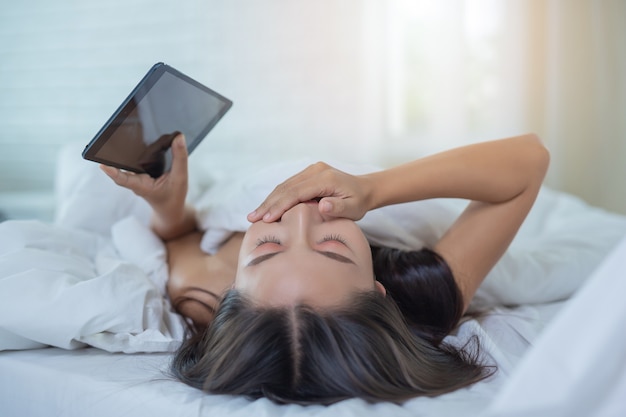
xmin=279 ymin=202 xmax=323 ymax=244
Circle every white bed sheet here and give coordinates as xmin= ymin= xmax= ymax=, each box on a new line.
xmin=0 ymin=302 xmax=564 ymax=417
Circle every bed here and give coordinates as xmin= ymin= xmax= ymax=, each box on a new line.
xmin=2 ymin=144 xmax=626 ymax=416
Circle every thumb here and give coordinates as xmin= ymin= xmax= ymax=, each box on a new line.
xmin=318 ymin=197 xmax=361 ymax=220
xmin=170 ymin=133 xmax=188 ymax=177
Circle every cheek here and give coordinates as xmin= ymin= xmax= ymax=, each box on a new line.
xmin=355 ymin=239 xmax=375 ymax=277
xmin=234 ymin=266 xmax=265 ymax=294
xmin=235 ymin=236 xmax=255 ymax=279
xmin=242 ymin=221 xmax=277 ymax=246
xmin=346 ymin=228 xmax=373 ymax=263
xmin=239 ymin=224 xmax=265 ymax=259
xmin=233 ymin=269 xmax=251 ymax=291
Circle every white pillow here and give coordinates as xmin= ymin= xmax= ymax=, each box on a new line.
xmin=54 ymin=142 xmax=151 ymax=236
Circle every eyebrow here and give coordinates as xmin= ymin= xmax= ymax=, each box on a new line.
xmin=246 ymin=250 xmax=355 ymax=267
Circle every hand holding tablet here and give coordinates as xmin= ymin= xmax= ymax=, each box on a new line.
xmin=82 ymin=63 xmax=232 ymax=177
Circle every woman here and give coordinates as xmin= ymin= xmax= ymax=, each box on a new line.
xmin=101 ymin=133 xmax=549 ymax=404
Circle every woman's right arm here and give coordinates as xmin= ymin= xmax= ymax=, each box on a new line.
xmin=100 ymin=133 xmax=198 ymax=241
xmin=102 ymin=134 xmax=224 ymax=326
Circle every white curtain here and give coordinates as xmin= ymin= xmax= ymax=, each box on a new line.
xmin=382 ymin=0 xmax=626 ymax=214
xmin=525 ymin=0 xmax=626 ymax=215
xmin=0 ymin=0 xmax=384 ymax=193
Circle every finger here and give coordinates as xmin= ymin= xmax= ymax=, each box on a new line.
xmin=246 ymin=163 xmax=335 ymax=222
xmin=170 ymin=133 xmax=188 ymax=181
xmin=250 ymin=192 xmax=305 ymax=223
xmin=249 ymin=180 xmax=326 ymax=222
xmin=100 ymin=164 xmax=119 ymax=180
xmin=246 ymin=178 xmax=306 ymax=222
xmin=100 ymin=164 xmax=134 ymax=188
xmin=319 ymin=197 xmax=347 ymax=218
xmin=100 ymin=164 xmax=152 ymax=194
xmin=318 ymin=197 xmax=364 ymax=220
xmin=319 ymin=197 xmax=338 ymax=216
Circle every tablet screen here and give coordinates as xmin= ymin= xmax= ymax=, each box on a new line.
xmin=82 ymin=63 xmax=232 ymax=177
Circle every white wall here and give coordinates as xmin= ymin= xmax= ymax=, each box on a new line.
xmin=1 ymin=0 xmax=625 ymax=220
xmin=0 ymin=0 xmax=385 ymax=203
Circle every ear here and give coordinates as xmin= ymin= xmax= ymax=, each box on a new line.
xmin=374 ymin=280 xmax=387 ymax=297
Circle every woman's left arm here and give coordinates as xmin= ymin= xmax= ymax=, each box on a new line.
xmin=249 ymin=134 xmax=549 ymax=311
xmin=420 ymin=135 xmax=549 ymax=311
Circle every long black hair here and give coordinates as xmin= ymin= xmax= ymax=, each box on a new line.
xmin=371 ymin=246 xmax=464 ymax=344
xmin=170 ymin=247 xmax=492 ymax=405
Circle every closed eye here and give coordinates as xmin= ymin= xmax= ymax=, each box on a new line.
xmin=256 ymin=234 xmax=347 ymax=247
xmin=319 ymin=234 xmax=347 ymax=245
xmin=247 ymin=233 xmax=354 ymax=267
xmin=256 ymin=235 xmax=281 ymax=247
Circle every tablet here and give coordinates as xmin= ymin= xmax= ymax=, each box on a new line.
xmin=82 ymin=63 xmax=232 ymax=177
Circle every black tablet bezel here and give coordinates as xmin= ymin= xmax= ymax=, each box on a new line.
xmin=82 ymin=62 xmax=232 ymax=175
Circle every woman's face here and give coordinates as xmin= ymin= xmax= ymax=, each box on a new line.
xmin=235 ymin=201 xmax=384 ymax=308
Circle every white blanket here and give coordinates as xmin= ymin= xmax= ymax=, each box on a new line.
xmin=1 ymin=148 xmax=626 ymax=353
xmin=0 ymin=218 xmax=185 ymax=353
xmin=484 ymin=236 xmax=626 ymax=417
